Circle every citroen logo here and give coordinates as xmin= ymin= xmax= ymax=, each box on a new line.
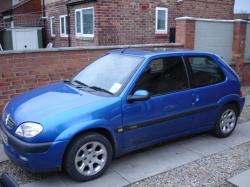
xmin=5 ymin=114 xmax=10 ymax=125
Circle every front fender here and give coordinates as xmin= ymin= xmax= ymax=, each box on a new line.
xmin=55 ymin=119 xmax=113 ymax=142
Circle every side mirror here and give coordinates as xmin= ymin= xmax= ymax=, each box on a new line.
xmin=127 ymin=90 xmax=151 ymax=102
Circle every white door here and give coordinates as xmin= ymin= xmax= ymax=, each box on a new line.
xmin=13 ymin=29 xmax=38 ymax=50
xmin=194 ymin=21 xmax=234 ymax=63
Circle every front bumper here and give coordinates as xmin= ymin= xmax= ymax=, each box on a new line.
xmin=0 ymin=125 xmax=69 ymax=172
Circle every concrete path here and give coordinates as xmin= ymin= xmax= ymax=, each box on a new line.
xmin=245 ymin=95 xmax=250 ymax=106
xmin=228 ymin=169 xmax=250 ymax=187
xmin=0 ymin=129 xmax=8 ymax=162
xmin=18 ymin=121 xmax=250 ymax=187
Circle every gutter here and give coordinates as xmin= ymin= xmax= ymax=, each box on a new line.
xmin=66 ymin=5 xmax=71 ymax=47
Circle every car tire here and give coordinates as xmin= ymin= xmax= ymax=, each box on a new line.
xmin=214 ymin=104 xmax=238 ymax=138
xmin=64 ymin=132 xmax=113 ymax=182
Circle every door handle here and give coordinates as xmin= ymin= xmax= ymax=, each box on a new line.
xmin=192 ymin=93 xmax=200 ymax=105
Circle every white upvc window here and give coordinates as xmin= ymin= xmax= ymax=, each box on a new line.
xmin=75 ymin=7 xmax=94 ymax=37
xmin=50 ymin=16 xmax=55 ymax=36
xmin=155 ymin=7 xmax=168 ymax=34
xmin=60 ymin=15 xmax=68 ymax=37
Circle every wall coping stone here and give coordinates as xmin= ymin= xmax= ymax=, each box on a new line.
xmin=0 ymin=43 xmax=183 ymax=55
xmin=176 ymin=17 xmax=250 ymax=23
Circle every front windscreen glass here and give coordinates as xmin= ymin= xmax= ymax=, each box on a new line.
xmin=73 ymin=53 xmax=144 ymax=95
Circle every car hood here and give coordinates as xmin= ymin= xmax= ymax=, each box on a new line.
xmin=6 ymin=81 xmax=114 ymax=125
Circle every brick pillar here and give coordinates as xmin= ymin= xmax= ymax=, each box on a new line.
xmin=176 ymin=17 xmax=196 ymax=49
xmin=232 ymin=20 xmax=247 ymax=84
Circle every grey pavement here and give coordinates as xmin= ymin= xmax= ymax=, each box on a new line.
xmin=15 ymin=121 xmax=250 ymax=187
xmin=0 ymin=128 xmax=8 ymax=162
xmin=228 ymin=169 xmax=250 ymax=187
xmin=245 ymin=95 xmax=250 ymax=106
xmin=0 ymin=144 xmax=8 ymax=162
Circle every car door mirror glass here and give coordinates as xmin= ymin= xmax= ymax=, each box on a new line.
xmin=128 ymin=90 xmax=150 ymax=102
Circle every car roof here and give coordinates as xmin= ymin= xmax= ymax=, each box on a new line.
xmin=109 ymin=48 xmax=217 ymax=58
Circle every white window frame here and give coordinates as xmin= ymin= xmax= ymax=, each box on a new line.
xmin=75 ymin=7 xmax=94 ymax=38
xmin=60 ymin=15 xmax=68 ymax=37
xmin=155 ymin=7 xmax=168 ymax=34
xmin=50 ymin=16 xmax=55 ymax=37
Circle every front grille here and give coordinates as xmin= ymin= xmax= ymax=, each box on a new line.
xmin=6 ymin=116 xmax=15 ymax=129
xmin=2 ymin=111 xmax=15 ymax=129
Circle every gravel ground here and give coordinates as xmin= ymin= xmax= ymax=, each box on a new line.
xmin=242 ymin=86 xmax=250 ymax=96
xmin=0 ymin=87 xmax=249 ymax=185
xmin=0 ymin=161 xmax=52 ymax=184
xmin=129 ymin=141 xmax=250 ymax=187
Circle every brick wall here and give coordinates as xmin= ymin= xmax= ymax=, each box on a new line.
xmin=0 ymin=43 xmax=182 ymax=110
xmin=45 ymin=0 xmax=234 ymax=47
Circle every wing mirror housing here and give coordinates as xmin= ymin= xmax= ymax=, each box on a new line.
xmin=127 ymin=90 xmax=151 ymax=102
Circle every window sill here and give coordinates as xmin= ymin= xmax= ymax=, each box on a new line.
xmin=51 ymin=35 xmax=56 ymax=38
xmin=76 ymin=35 xmax=94 ymax=41
xmin=60 ymin=35 xmax=69 ymax=38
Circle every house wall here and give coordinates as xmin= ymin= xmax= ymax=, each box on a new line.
xmin=0 ymin=43 xmax=182 ymax=110
xmin=45 ymin=0 xmax=234 ymax=47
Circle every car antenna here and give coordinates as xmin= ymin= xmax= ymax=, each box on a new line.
xmin=121 ymin=46 xmax=130 ymax=54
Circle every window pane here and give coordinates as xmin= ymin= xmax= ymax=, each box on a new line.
xmin=134 ymin=57 xmax=188 ymax=96
xmin=82 ymin=9 xmax=93 ymax=35
xmin=61 ymin=17 xmax=65 ymax=34
xmin=187 ymin=57 xmax=225 ymax=88
xmin=157 ymin=10 xmax=166 ymax=30
xmin=76 ymin=11 xmax=81 ymax=33
xmin=51 ymin=17 xmax=55 ymax=35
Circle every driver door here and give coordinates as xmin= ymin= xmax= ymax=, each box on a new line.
xmin=121 ymin=56 xmax=194 ymax=149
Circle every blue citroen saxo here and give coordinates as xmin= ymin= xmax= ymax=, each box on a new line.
xmin=0 ymin=49 xmax=245 ymax=181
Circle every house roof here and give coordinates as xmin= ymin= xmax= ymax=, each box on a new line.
xmin=0 ymin=0 xmax=34 ymax=14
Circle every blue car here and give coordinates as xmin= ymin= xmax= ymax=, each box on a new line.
xmin=0 ymin=49 xmax=245 ymax=181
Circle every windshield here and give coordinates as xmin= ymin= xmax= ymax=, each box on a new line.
xmin=72 ymin=53 xmax=143 ymax=95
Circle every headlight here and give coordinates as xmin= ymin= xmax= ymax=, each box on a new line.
xmin=15 ymin=122 xmax=43 ymax=138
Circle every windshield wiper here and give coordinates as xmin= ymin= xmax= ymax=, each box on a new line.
xmin=89 ymin=86 xmax=114 ymax=95
xmin=73 ymin=80 xmax=89 ymax=87
xmin=64 ymin=80 xmax=89 ymax=89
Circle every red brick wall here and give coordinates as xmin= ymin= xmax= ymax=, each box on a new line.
xmin=0 ymin=49 xmax=105 ymax=110
xmin=45 ymin=0 xmax=234 ymax=47
xmin=0 ymin=44 xmax=182 ymax=110
xmin=176 ymin=19 xmax=195 ymax=49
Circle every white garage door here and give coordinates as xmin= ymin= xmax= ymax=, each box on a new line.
xmin=194 ymin=21 xmax=234 ymax=64
xmin=12 ymin=29 xmax=38 ymax=50
xmin=245 ymin=23 xmax=250 ymax=63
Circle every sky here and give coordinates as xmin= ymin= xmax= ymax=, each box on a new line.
xmin=234 ymin=0 xmax=250 ymax=13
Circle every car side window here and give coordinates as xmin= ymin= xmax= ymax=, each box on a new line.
xmin=186 ymin=56 xmax=225 ymax=88
xmin=133 ymin=57 xmax=189 ymax=96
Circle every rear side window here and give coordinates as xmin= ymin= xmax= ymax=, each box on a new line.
xmin=186 ymin=56 xmax=225 ymax=88
xmin=133 ymin=57 xmax=189 ymax=96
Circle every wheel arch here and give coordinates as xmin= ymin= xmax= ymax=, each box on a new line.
xmin=61 ymin=127 xmax=116 ymax=170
